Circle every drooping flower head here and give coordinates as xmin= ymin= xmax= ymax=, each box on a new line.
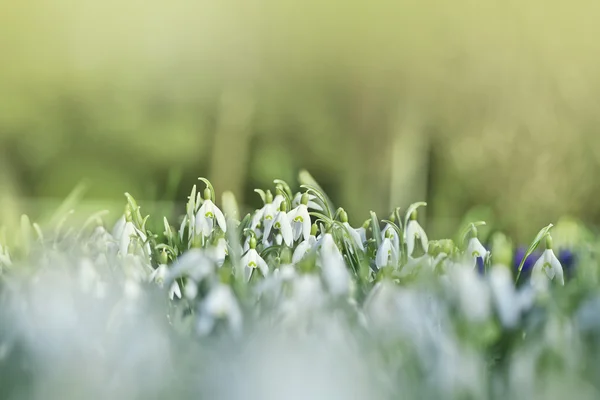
xmin=241 ymin=236 xmax=269 ymax=281
xmin=531 ymin=235 xmax=565 ymax=287
xmin=405 ymin=210 xmax=428 ymax=257
xmin=263 ymin=201 xmax=293 ymax=247
xmin=195 ymin=187 xmax=227 ymax=238
xmin=376 ymin=229 xmax=400 ymax=270
xmin=288 ymin=192 xmax=312 ymax=242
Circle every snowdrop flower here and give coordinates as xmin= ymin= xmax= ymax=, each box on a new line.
xmin=197 ymin=283 xmax=243 ymax=338
xmin=288 ymin=193 xmax=312 ymax=242
xmin=251 ymin=190 xmax=284 ymax=232
xmin=354 ymin=220 xmax=370 ymax=248
xmin=339 ymin=209 xmax=364 ymax=252
xmin=466 ymin=237 xmax=489 ymax=270
xmin=405 ymin=212 xmax=429 ymax=256
xmin=317 ymin=233 xmax=351 ymax=296
xmin=209 ymin=237 xmax=228 ymax=267
xmin=263 ymin=202 xmax=293 ymax=247
xmin=531 ymin=236 xmax=565 ymax=287
xmin=376 ymin=230 xmax=400 ymax=269
xmin=292 ymin=191 xmax=323 ymax=211
xmin=150 ymin=264 xmax=182 ymax=300
xmin=292 ymin=234 xmax=318 ymax=264
xmin=241 ymin=237 xmax=269 ymax=281
xmin=115 ymin=217 xmax=150 ymax=258
xmin=381 ymin=223 xmax=400 ymax=252
xmin=195 ymin=187 xmax=227 ymax=238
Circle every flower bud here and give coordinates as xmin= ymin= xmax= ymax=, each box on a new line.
xmin=158 ymin=248 xmax=169 ymax=265
xmin=310 ymin=223 xmax=318 ymax=236
xmin=301 ymin=192 xmax=309 ymax=205
xmin=339 ymin=208 xmax=348 ymax=223
xmin=545 ymin=234 xmax=553 ymax=249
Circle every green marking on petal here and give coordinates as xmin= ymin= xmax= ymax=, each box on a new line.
xmin=248 ymin=261 xmax=257 ymax=268
xmin=205 ymin=211 xmax=214 ymax=218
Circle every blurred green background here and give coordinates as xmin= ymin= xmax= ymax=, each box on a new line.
xmin=2 ymin=0 xmax=600 ymax=242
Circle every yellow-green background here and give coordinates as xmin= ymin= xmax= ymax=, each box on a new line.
xmin=2 ymin=0 xmax=600 ymax=242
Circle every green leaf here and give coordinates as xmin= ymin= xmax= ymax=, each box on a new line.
xmin=370 ymin=211 xmax=382 ymax=247
xmin=515 ymin=223 xmax=554 ymax=283
xmin=298 ymin=170 xmax=335 ymax=215
xmin=273 ymin=179 xmax=293 ymax=199
xmin=254 ymin=189 xmax=267 ymax=204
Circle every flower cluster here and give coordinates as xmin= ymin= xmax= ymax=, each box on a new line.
xmin=0 ymin=173 xmax=596 ymax=399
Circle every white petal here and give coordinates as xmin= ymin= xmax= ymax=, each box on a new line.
xmin=273 ymin=195 xmax=284 ymax=209
xmin=417 ymin=224 xmax=429 ymax=253
xmin=531 ymin=255 xmax=549 ymax=288
xmin=257 ymin=256 xmax=270 ymax=277
xmin=245 ymin=266 xmax=254 ymax=281
xmin=262 ymin=218 xmax=275 ymax=245
xmin=278 ymin=216 xmax=294 ymax=246
xmin=169 ymin=281 xmax=182 ymax=299
xmin=345 ymin=222 xmax=365 ymax=251
xmin=356 ymin=227 xmax=367 ymax=244
xmin=251 ymin=207 xmax=265 ymax=230
xmin=376 ymin=239 xmax=392 ymax=269
xmin=405 ymin=221 xmax=417 ymax=256
xmin=292 ymin=240 xmax=312 ymax=263
xmin=213 ymin=205 xmax=227 ymax=233
xmin=548 ymin=250 xmax=564 ymax=285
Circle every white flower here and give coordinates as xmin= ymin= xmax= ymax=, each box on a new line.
xmin=531 ymin=249 xmax=565 ymax=286
xmin=116 ymin=219 xmax=150 ymax=258
xmin=241 ymin=248 xmax=269 ymax=281
xmin=381 ymin=224 xmax=400 ymax=251
xmin=318 ymin=233 xmax=351 ymax=296
xmin=343 ymin=222 xmax=365 ymax=252
xmin=466 ymin=237 xmax=489 ymax=269
xmin=209 ymin=237 xmax=228 ymax=267
xmin=197 ymin=283 xmax=243 ymax=337
xmin=150 ymin=264 xmax=182 ymax=300
xmin=195 ymin=199 xmax=227 ymax=238
xmin=251 ymin=195 xmax=284 ymax=231
xmin=292 ymin=235 xmax=317 ymax=264
xmin=263 ymin=209 xmax=293 ymax=247
xmin=288 ymin=203 xmax=311 ymax=242
xmin=355 ymin=226 xmax=367 ymax=245
xmin=405 ymin=220 xmax=429 ymax=256
xmin=376 ymin=237 xmax=399 ymax=269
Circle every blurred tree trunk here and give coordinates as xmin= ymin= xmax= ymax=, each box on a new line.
xmin=209 ymin=89 xmax=255 ymax=205
xmin=388 ymin=112 xmax=430 ymax=217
